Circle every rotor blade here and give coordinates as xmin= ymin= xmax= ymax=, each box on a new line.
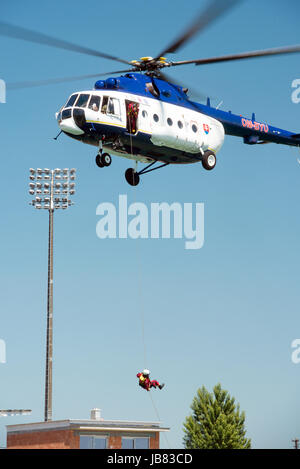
xmin=7 ymin=69 xmax=134 ymax=89
xmin=0 ymin=21 xmax=132 ymax=65
xmin=169 ymin=44 xmax=300 ymax=67
xmin=156 ymin=0 xmax=240 ymax=58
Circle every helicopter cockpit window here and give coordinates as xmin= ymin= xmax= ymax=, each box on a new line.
xmin=76 ymin=94 xmax=90 ymax=108
xmin=65 ymin=94 xmax=78 ymax=108
xmin=62 ymin=108 xmax=72 ymax=120
xmin=88 ymin=95 xmax=101 ymax=112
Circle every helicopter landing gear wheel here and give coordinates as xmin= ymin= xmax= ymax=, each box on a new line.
xmin=124 ymin=161 xmax=169 ymax=186
xmin=101 ymin=153 xmax=112 ymax=166
xmin=202 ymin=150 xmax=216 ymax=171
xmin=96 ymin=152 xmax=112 ymax=168
xmin=95 ymin=154 xmax=104 ymax=168
xmin=125 ymin=168 xmax=140 ymax=186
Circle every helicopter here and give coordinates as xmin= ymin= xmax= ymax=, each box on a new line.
xmin=2 ymin=0 xmax=300 ymax=186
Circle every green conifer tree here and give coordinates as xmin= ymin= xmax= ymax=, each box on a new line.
xmin=183 ymin=383 xmax=251 ymax=449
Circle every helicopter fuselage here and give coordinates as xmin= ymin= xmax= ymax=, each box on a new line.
xmin=56 ymin=73 xmax=300 ymax=172
xmin=56 ymin=75 xmax=224 ymax=165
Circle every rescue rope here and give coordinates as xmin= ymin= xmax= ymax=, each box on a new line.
xmin=133 ymin=180 xmax=171 ymax=449
xmin=128 ymin=110 xmax=170 ymax=448
xmin=149 ymin=391 xmax=161 ymax=421
xmin=148 ymin=393 xmax=171 ymax=449
xmin=128 ymin=112 xmax=148 ymax=368
xmin=134 ymin=213 xmax=148 ymax=368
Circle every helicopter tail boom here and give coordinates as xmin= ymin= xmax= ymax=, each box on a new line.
xmin=195 ymin=103 xmax=300 ymax=148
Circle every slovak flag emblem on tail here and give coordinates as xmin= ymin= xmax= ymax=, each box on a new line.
xmin=203 ymin=123 xmax=210 ymax=134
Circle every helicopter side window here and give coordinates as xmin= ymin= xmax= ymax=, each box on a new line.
xmin=107 ymin=97 xmax=120 ymax=116
xmin=88 ymin=95 xmax=101 ymax=112
xmin=76 ymin=94 xmax=90 ymax=108
xmin=101 ymin=96 xmax=109 ymax=113
xmin=107 ymin=99 xmax=115 ymax=114
xmin=65 ymin=94 xmax=78 ymax=108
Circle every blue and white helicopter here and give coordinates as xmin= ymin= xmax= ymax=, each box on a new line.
xmin=2 ymin=0 xmax=300 ymax=185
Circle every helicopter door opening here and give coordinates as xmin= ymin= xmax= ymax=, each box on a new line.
xmin=126 ymin=100 xmax=139 ymax=135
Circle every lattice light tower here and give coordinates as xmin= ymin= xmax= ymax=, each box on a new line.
xmin=29 ymin=168 xmax=76 ymax=422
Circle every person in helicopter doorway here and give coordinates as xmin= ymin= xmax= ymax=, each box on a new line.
xmin=137 ymin=369 xmax=165 ymax=391
xmin=127 ymin=102 xmax=139 ymax=134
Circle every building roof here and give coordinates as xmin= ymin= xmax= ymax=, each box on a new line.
xmin=6 ymin=418 xmax=170 ymax=434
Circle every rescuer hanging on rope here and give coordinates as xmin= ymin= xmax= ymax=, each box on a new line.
xmin=137 ymin=369 xmax=165 ymax=391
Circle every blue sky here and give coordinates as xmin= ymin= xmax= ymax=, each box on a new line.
xmin=0 ymin=0 xmax=300 ymax=449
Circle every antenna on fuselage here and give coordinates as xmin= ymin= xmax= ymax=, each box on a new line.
xmin=53 ymin=130 xmax=62 ymax=140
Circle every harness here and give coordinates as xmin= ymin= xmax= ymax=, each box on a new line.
xmin=139 ymin=374 xmax=149 ymax=389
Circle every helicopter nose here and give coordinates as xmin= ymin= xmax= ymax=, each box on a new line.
xmin=56 ymin=108 xmax=85 ymax=135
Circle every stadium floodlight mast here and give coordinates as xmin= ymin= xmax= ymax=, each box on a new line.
xmin=29 ymin=168 xmax=76 ymax=422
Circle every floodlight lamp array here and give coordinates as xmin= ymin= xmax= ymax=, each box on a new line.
xmin=29 ymin=168 xmax=76 ymax=210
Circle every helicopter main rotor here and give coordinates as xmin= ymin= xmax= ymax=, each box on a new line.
xmin=1 ymin=0 xmax=300 ymax=90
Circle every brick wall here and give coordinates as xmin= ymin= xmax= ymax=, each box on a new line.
xmin=108 ymin=433 xmax=159 ymax=449
xmin=7 ymin=429 xmax=79 ymax=449
xmin=150 ymin=431 xmax=160 ymax=449
xmin=108 ymin=434 xmax=122 ymax=449
xmin=7 ymin=429 xmax=160 ymax=449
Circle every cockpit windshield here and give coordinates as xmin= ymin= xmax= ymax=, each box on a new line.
xmin=64 ymin=93 xmax=102 ymax=112
xmin=76 ymin=94 xmax=90 ymax=108
xmin=65 ymin=94 xmax=78 ymax=108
